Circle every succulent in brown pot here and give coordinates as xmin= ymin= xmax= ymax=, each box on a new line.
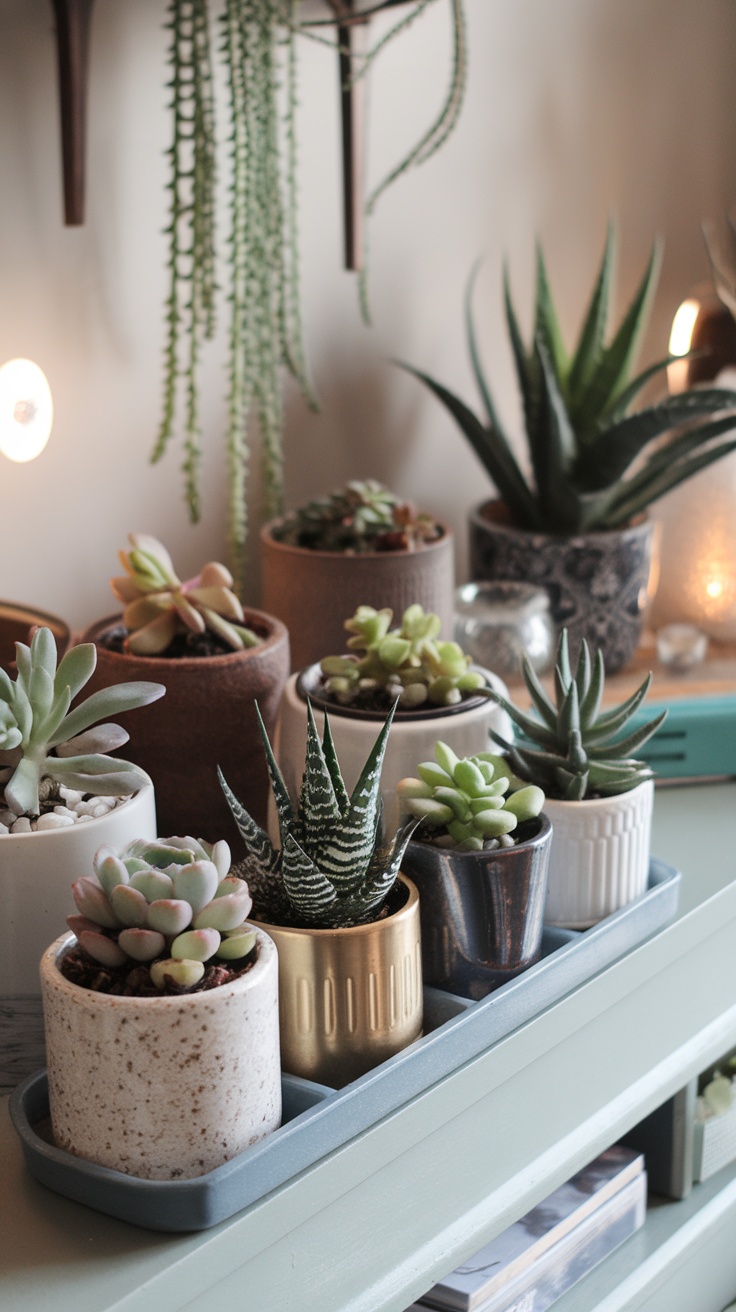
xmin=82 ymin=535 xmax=289 ymax=841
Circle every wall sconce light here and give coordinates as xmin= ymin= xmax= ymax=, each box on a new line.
xmin=0 ymin=359 xmax=53 ymax=463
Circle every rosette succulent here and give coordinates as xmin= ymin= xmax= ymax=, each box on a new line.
xmin=398 ymin=742 xmax=544 ymax=852
xmin=111 ymin=534 xmax=261 ymax=655
xmin=320 ymin=604 xmax=486 ymax=709
xmin=484 ymin=629 xmax=667 ymax=801
xmin=273 ymin=481 xmax=442 ymax=553
xmin=0 ymin=626 xmax=164 ymax=819
xmin=69 ymin=836 xmax=255 ymax=989
xmin=220 ymin=702 xmax=418 ymax=929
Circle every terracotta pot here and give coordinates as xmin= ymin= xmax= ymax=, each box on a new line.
xmin=0 ymin=601 xmax=70 ymax=675
xmin=543 ymin=780 xmax=654 ymax=929
xmin=0 ymin=782 xmax=157 ymax=1095
xmin=260 ymin=518 xmax=455 ymax=671
xmin=468 ymin=500 xmax=655 ymax=674
xmin=252 ymin=875 xmax=422 ymax=1088
xmin=81 ymin=611 xmax=289 ymax=842
xmin=41 ymin=927 xmax=281 ymax=1180
xmin=402 ymin=815 xmax=552 ymax=1001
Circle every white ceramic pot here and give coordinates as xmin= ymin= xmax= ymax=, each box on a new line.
xmin=0 ymin=783 xmax=156 ymax=1093
xmin=273 ymin=668 xmax=513 ymax=841
xmin=41 ymin=927 xmax=282 ymax=1180
xmin=543 ymin=779 xmax=654 ymax=929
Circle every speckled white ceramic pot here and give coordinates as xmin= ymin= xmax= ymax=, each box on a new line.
xmin=0 ymin=782 xmax=157 ymax=1096
xmin=41 ymin=927 xmax=282 ymax=1181
xmin=543 ymin=779 xmax=654 ymax=929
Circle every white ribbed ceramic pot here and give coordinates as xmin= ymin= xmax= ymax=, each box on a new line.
xmin=273 ymin=668 xmax=513 ymax=842
xmin=41 ymin=927 xmax=282 ymax=1181
xmin=543 ymin=779 xmax=654 ymax=929
xmin=0 ymin=782 xmax=157 ymax=1095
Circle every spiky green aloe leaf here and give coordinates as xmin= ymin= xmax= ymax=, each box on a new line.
xmin=465 ymin=260 xmax=509 ymax=440
xmin=534 ymin=241 xmax=569 ymax=389
xmin=316 ymin=704 xmax=396 ymax=894
xmin=254 ymin=702 xmax=295 ymax=841
xmin=574 ymin=241 xmax=662 ymax=437
xmin=534 ymin=339 xmax=581 ymax=527
xmin=299 ymin=701 xmax=342 ymax=852
xmin=321 ymin=712 xmax=350 ymax=817
xmin=568 ymin=222 xmax=614 ymax=401
xmin=358 ymin=817 xmax=421 ymax=914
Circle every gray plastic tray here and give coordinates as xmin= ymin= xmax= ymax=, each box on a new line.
xmin=9 ymin=858 xmax=680 ymax=1233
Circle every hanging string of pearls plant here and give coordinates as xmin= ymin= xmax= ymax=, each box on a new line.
xmin=154 ymin=0 xmax=467 ymax=591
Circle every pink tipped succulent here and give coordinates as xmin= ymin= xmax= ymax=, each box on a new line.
xmin=111 ymin=534 xmax=261 ymax=656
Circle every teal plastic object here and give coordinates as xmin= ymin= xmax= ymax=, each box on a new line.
xmin=630 ymin=695 xmax=736 ymax=780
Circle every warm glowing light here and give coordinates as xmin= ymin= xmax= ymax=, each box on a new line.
xmin=669 ymin=299 xmax=700 ymax=357
xmin=706 ymin=578 xmax=724 ymax=600
xmin=0 ymin=359 xmax=53 ymax=462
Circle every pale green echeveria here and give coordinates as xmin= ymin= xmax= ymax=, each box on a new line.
xmin=0 ymin=626 xmax=165 ymax=818
xmin=68 ymin=835 xmax=255 ymax=990
xmin=397 ymin=741 xmax=545 ymax=852
xmin=321 ymin=604 xmax=486 ymax=709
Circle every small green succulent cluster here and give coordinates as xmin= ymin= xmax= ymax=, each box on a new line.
xmin=111 ymin=534 xmax=261 ymax=655
xmin=398 ymin=742 xmax=544 ymax=852
xmin=485 ymin=630 xmax=667 ymax=801
xmin=0 ymin=627 xmax=163 ymax=819
xmin=320 ymin=604 xmax=486 ymax=709
xmin=274 ymin=480 xmax=441 ymax=553
xmin=220 ymin=702 xmax=418 ymax=929
xmin=69 ymin=837 xmax=255 ymax=989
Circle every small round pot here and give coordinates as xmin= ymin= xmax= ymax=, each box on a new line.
xmin=274 ymin=665 xmax=513 ymax=843
xmin=260 ymin=518 xmax=455 ymax=672
xmin=252 ymin=875 xmax=422 ymax=1088
xmin=0 ymin=600 xmax=70 ymax=675
xmin=543 ymin=779 xmax=654 ymax=929
xmin=468 ymin=500 xmax=655 ymax=674
xmin=82 ymin=611 xmax=289 ymax=840
xmin=402 ymin=815 xmax=552 ymax=1001
xmin=0 ymin=781 xmax=157 ymax=1095
xmin=41 ymin=927 xmax=281 ymax=1180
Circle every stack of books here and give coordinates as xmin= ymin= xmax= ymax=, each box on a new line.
xmin=408 ymin=1145 xmax=646 ymax=1312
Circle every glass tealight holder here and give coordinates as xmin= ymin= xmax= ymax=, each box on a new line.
xmin=454 ymin=582 xmax=556 ymax=678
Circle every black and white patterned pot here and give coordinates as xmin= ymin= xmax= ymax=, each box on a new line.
xmin=468 ymin=501 xmax=654 ymax=674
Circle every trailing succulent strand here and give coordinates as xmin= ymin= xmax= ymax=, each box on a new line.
xmin=111 ymin=534 xmax=261 ymax=655
xmin=0 ymin=628 xmax=163 ymax=819
xmin=69 ymin=837 xmax=255 ymax=989
xmin=273 ymin=480 xmax=442 ymax=553
xmin=483 ymin=630 xmax=667 ymax=801
xmin=397 ymin=741 xmax=544 ymax=852
xmin=406 ymin=223 xmax=736 ymax=532
xmin=157 ymin=0 xmax=467 ymax=589
xmin=320 ymin=604 xmax=485 ymax=709
xmin=220 ymin=701 xmax=418 ymax=928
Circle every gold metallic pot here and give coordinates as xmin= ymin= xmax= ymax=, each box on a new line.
xmin=253 ymin=875 xmax=423 ymax=1088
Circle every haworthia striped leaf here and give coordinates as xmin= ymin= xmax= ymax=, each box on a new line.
xmin=218 ymin=766 xmax=279 ymax=872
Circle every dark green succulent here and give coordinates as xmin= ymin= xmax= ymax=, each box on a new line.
xmin=273 ymin=480 xmax=441 ymax=553
xmin=484 ymin=630 xmax=667 ymax=801
xmin=219 ymin=702 xmax=418 ymax=929
xmin=405 ymin=225 xmax=736 ymax=532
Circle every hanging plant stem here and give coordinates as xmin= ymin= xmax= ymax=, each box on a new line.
xmin=155 ymin=0 xmax=217 ymax=521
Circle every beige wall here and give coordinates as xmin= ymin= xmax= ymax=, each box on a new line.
xmin=1 ymin=0 xmax=735 ymax=629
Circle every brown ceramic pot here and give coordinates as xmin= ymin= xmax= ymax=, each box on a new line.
xmin=260 ymin=518 xmax=455 ymax=671
xmin=0 ymin=601 xmax=70 ymax=674
xmin=81 ymin=610 xmax=290 ymax=844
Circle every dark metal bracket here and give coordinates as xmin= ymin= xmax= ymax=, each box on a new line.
xmin=51 ymin=0 xmax=96 ymax=225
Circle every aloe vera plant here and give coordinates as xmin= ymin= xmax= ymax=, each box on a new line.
xmin=406 ymin=225 xmax=736 ymax=532
xmin=484 ymin=629 xmax=666 ymax=801
xmin=220 ymin=702 xmax=418 ymax=928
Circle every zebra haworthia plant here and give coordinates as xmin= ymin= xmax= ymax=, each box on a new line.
xmin=0 ymin=627 xmax=164 ymax=819
xmin=69 ymin=836 xmax=255 ymax=990
xmin=220 ymin=701 xmax=418 ymax=928
xmin=483 ymin=629 xmax=667 ymax=801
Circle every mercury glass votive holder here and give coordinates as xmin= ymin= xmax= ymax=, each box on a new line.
xmin=454 ymin=582 xmax=556 ymax=677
